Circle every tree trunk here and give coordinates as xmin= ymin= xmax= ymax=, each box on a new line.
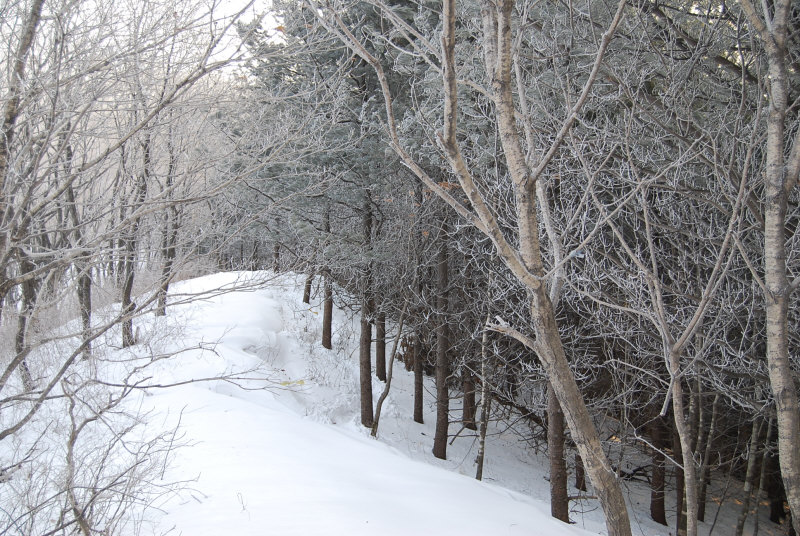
xmin=413 ymin=331 xmax=424 ymax=424
xmin=432 ymin=232 xmax=450 ymax=460
xmin=697 ymin=394 xmax=720 ymax=522
xmin=359 ymin=191 xmax=374 ymax=428
xmin=753 ymin=419 xmax=774 ymax=536
xmin=549 ymin=383 xmax=569 ymax=522
xmin=476 ymin=2 xmax=632 ymax=533
xmin=359 ymin=296 xmax=373 ymax=428
xmin=463 ymin=372 xmax=477 ymax=430
xmin=65 ymin=182 xmax=92 ymax=358
xmin=669 ymin=350 xmax=698 ymax=536
xmin=673 ymin=422 xmax=687 ymax=535
xmin=575 ymin=454 xmax=587 ymax=492
xmin=765 ymin=423 xmax=786 ymax=525
xmin=156 ymin=141 xmax=178 ymax=317
xmin=376 ymin=311 xmax=386 ymax=382
xmin=272 ymin=242 xmax=280 ymax=272
xmin=155 ymin=215 xmax=177 ymax=317
xmin=322 ymin=276 xmax=332 ymax=350
xmin=371 ymin=304 xmax=407 ymax=437
xmin=738 ymin=2 xmax=800 ymax=531
xmin=121 ymin=256 xmax=136 ymax=348
xmin=121 ymin=135 xmax=149 ymax=348
xmin=476 ymin=316 xmax=491 ymax=480
xmin=736 ymin=419 xmax=762 ymax=536
xmin=650 ymin=417 xmax=668 ymax=525
xmin=303 ymin=273 xmax=313 ymax=304
xmin=15 ymin=254 xmax=36 ymax=390
xmin=77 ymin=269 xmax=92 ymax=360
xmin=322 ymin=207 xmax=332 ymax=350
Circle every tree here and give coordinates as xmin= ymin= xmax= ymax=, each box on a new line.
xmin=305 ymin=1 xmax=633 ymax=534
xmin=738 ymin=0 xmax=800 ymax=531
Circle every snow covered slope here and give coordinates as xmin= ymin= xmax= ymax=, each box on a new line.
xmin=131 ymin=272 xmax=782 ymax=536
xmin=131 ymin=272 xmax=591 ymax=535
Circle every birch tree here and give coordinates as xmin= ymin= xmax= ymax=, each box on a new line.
xmin=737 ymin=0 xmax=800 ymax=530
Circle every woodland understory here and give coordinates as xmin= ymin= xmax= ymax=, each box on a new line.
xmin=0 ymin=0 xmax=799 ymax=535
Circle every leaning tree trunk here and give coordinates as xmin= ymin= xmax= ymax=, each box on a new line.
xmin=479 ymin=3 xmax=631 ymax=533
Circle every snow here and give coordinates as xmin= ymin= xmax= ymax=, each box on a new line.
xmin=62 ymin=271 xmax=786 ymax=535
xmin=134 ymin=272 xmax=583 ymax=535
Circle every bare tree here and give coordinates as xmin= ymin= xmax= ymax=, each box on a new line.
xmin=737 ymin=1 xmax=800 ymax=530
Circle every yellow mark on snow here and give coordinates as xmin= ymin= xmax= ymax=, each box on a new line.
xmin=279 ymin=379 xmax=306 ymax=387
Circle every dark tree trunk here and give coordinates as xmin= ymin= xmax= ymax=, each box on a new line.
xmin=549 ymin=383 xmax=569 ymax=522
xmin=463 ymin=372 xmax=477 ymax=430
xmin=413 ymin=332 xmax=424 ymax=424
xmin=359 ymin=296 xmax=373 ymax=428
xmin=321 ymin=207 xmax=332 ymax=350
xmin=765 ymin=423 xmax=786 ymax=525
xmin=156 ymin=218 xmax=177 ymax=317
xmin=77 ymin=269 xmax=92 ymax=360
xmin=121 ymin=260 xmax=136 ymax=348
xmin=432 ymin=232 xmax=449 ymax=460
xmin=359 ymin=191 xmax=374 ymax=428
xmin=376 ymin=311 xmax=386 ymax=382
xmin=575 ymin=454 xmax=587 ymax=492
xmin=650 ymin=417 xmax=668 ymax=526
xmin=322 ymin=276 xmax=332 ymax=350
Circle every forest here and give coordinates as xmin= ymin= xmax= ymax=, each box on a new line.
xmin=0 ymin=0 xmax=798 ymax=535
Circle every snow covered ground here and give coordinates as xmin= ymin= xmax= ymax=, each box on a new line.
xmin=112 ymin=272 xmax=786 ymax=536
